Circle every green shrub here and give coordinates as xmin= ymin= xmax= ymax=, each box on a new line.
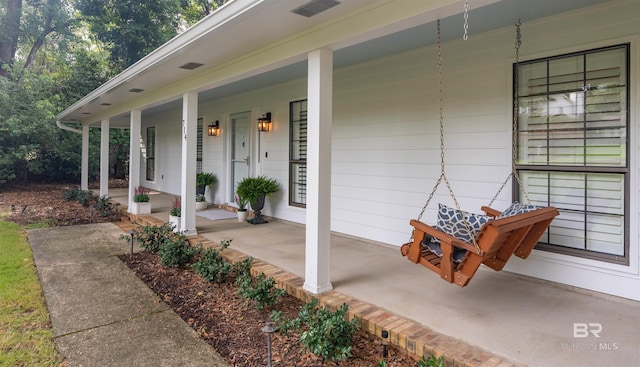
xmin=76 ymin=189 xmax=95 ymax=207
xmin=192 ymin=240 xmax=233 ymax=283
xmin=234 ymin=256 xmax=253 ymax=277
xmin=62 ymin=187 xmax=96 ymax=207
xmin=237 ymin=272 xmax=286 ymax=310
xmin=63 ymin=187 xmax=83 ymax=201
xmin=94 ymin=195 xmax=112 ymax=217
xmin=158 ymin=236 xmax=200 ymax=268
xmin=127 ymin=223 xmax=174 ymax=253
xmin=418 ymin=354 xmax=445 ymax=367
xmin=270 ymin=298 xmax=359 ymax=363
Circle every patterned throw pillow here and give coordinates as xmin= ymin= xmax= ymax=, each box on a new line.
xmin=496 ymin=202 xmax=540 ymax=219
xmin=423 ymin=204 xmax=492 ymax=262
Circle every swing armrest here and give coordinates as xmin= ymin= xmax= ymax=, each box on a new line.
xmin=480 ymin=206 xmax=501 ymax=218
xmin=410 ymin=219 xmax=482 ymax=254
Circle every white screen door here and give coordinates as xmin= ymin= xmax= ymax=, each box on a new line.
xmin=230 ymin=112 xmax=250 ymax=203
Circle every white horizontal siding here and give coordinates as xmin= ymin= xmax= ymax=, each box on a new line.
xmin=143 ymin=0 xmax=640 ymax=300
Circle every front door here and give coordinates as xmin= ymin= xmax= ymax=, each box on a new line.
xmin=229 ymin=112 xmax=250 ymax=204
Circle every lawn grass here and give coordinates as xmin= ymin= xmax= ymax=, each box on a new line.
xmin=0 ymin=220 xmax=61 ymax=366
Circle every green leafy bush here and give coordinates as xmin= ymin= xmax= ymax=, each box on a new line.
xmin=270 ymin=298 xmax=359 ymax=362
xmin=128 ymin=223 xmax=174 ymax=253
xmin=62 ymin=187 xmax=96 ymax=207
xmin=237 ymin=272 xmax=286 ymax=310
xmin=234 ymin=257 xmax=253 ymax=277
xmin=94 ymin=195 xmax=112 ymax=217
xmin=158 ymin=236 xmax=200 ymax=268
xmin=192 ymin=240 xmax=234 ymax=283
xmin=76 ymin=189 xmax=95 ymax=207
xmin=63 ymin=187 xmax=83 ymax=201
xmin=418 ymin=354 xmax=445 ymax=367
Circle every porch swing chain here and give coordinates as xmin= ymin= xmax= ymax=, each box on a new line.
xmin=487 ymin=19 xmax=532 ymax=207
xmin=463 ymin=0 xmax=469 ymax=40
xmin=414 ymin=20 xmax=481 ymax=253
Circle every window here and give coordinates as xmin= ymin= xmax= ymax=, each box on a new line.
xmin=197 ymin=118 xmax=203 ymax=173
xmin=146 ymin=126 xmax=156 ymax=181
xmin=515 ymin=44 xmax=629 ymax=264
xmin=290 ymin=100 xmax=307 ymax=207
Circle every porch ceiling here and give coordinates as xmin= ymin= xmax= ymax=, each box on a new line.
xmin=57 ymin=0 xmax=610 ymax=128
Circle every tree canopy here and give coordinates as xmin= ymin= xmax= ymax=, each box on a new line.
xmin=0 ymin=0 xmax=224 ymax=187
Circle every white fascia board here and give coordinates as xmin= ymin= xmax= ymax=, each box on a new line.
xmin=60 ymin=0 xmax=502 ymax=124
xmin=55 ymin=0 xmax=264 ymax=122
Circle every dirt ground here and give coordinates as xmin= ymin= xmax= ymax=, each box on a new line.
xmin=1 ymin=183 xmax=418 ymax=367
xmin=0 ymin=182 xmax=126 ymax=227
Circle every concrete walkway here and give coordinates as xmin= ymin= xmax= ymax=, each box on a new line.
xmin=28 ymin=223 xmax=229 ymax=367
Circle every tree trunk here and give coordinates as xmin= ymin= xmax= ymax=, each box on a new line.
xmin=0 ymin=0 xmax=22 ymax=77
xmin=22 ymin=28 xmax=52 ymax=74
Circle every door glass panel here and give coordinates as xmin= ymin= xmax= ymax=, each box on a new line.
xmin=230 ymin=113 xmax=250 ymax=203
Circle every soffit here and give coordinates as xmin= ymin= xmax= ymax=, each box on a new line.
xmin=57 ymin=0 xmax=611 ymax=127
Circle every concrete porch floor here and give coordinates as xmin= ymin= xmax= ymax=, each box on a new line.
xmin=109 ymin=188 xmax=639 ymax=367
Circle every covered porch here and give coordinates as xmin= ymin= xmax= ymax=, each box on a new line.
xmin=109 ymin=188 xmax=639 ymax=367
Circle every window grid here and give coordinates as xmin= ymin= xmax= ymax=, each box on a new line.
xmin=146 ymin=126 xmax=155 ymax=181
xmin=197 ymin=118 xmax=203 ymax=173
xmin=289 ymin=100 xmax=307 ymax=207
xmin=514 ymin=44 xmax=629 ymax=264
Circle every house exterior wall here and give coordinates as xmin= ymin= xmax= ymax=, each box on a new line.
xmin=139 ymin=0 xmax=640 ymax=300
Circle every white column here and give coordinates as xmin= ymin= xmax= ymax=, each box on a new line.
xmin=81 ymin=124 xmax=89 ymax=190
xmin=100 ymin=119 xmax=110 ymax=197
xmin=180 ymin=92 xmax=198 ymax=235
xmin=303 ymin=48 xmax=333 ymax=294
xmin=128 ymin=110 xmax=142 ymax=210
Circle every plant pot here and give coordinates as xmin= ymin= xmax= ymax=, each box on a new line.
xmin=237 ymin=209 xmax=248 ymax=222
xmin=195 ymin=201 xmax=208 ymax=210
xmin=248 ymin=195 xmax=268 ymax=224
xmin=196 ymin=185 xmax=206 ymax=195
xmin=169 ymin=215 xmax=180 ymax=232
xmin=130 ymin=202 xmax=151 ymax=215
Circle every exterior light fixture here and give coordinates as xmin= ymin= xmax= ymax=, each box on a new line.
xmin=208 ymin=120 xmax=220 ymax=136
xmin=381 ymin=329 xmax=389 ymax=357
xmin=258 ymin=112 xmax=272 ymax=132
xmin=128 ymin=229 xmax=137 ymax=254
xmin=262 ymin=321 xmax=276 ymax=367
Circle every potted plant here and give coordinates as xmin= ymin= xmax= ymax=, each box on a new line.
xmin=235 ymin=194 xmax=249 ymax=222
xmin=130 ymin=186 xmax=151 ymax=214
xmin=195 ymin=193 xmax=208 ymax=210
xmin=196 ymin=172 xmax=217 ymax=195
xmin=235 ymin=176 xmax=279 ymax=224
xmin=169 ymin=197 xmax=181 ymax=232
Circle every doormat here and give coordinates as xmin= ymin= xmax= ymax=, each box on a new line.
xmin=196 ymin=209 xmax=237 ymax=221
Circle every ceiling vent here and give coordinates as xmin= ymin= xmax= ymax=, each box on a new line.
xmin=291 ymin=0 xmax=340 ymax=17
xmin=100 ymin=103 xmax=112 ymax=106
xmin=128 ymin=88 xmax=145 ymax=93
xmin=179 ymin=62 xmax=204 ymax=70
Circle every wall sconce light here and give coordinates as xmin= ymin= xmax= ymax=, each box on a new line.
xmin=258 ymin=112 xmax=272 ymax=132
xmin=208 ymin=120 xmax=219 ymax=136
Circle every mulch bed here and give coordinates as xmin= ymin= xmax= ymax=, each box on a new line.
xmin=0 ymin=182 xmax=124 ymax=226
xmin=119 ymin=251 xmax=417 ymax=367
xmin=1 ymin=183 xmax=418 ymax=366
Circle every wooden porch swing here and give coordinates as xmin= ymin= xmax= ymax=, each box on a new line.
xmin=400 ymin=18 xmax=559 ymax=287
